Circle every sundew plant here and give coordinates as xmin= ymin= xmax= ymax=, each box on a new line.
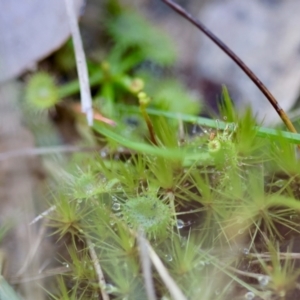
xmin=6 ymin=1 xmax=300 ymax=300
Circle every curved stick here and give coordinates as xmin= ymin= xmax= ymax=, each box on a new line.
xmin=161 ymin=0 xmax=298 ymax=135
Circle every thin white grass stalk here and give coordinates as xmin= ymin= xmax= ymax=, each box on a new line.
xmin=9 ymin=266 xmax=71 ymax=284
xmin=251 ymin=252 xmax=300 ymax=259
xmin=250 ymin=252 xmax=300 ymax=264
xmin=146 ymin=241 xmax=187 ymax=300
xmin=29 ymin=206 xmax=56 ymax=226
xmin=86 ymin=238 xmax=110 ymax=300
xmin=64 ymin=0 xmax=93 ymax=125
xmin=0 ymin=145 xmax=100 ymax=161
xmin=137 ymin=231 xmax=157 ymax=300
xmin=16 ymin=224 xmax=46 ymax=276
xmin=225 ymin=265 xmax=265 ymax=280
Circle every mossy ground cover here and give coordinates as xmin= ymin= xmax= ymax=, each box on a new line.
xmin=2 ymin=1 xmax=300 ymax=300
xmin=22 ymin=84 xmax=300 ymax=299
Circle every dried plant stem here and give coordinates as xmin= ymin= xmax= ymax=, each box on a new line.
xmin=250 ymin=252 xmax=300 ymax=263
xmin=137 ymin=231 xmax=157 ymax=300
xmin=146 ymin=241 xmax=187 ymax=300
xmin=226 ymin=265 xmax=265 ymax=280
xmin=29 ymin=206 xmax=56 ymax=226
xmin=0 ymin=145 xmax=101 ymax=161
xmin=16 ymin=224 xmax=47 ymax=276
xmin=86 ymin=237 xmax=110 ymax=300
xmin=29 ymin=210 xmax=109 ymax=299
xmin=161 ymin=0 xmax=298 ymax=137
xmin=140 ymin=106 xmax=158 ymax=145
xmin=9 ymin=266 xmax=71 ymax=284
xmin=64 ymin=0 xmax=93 ymax=125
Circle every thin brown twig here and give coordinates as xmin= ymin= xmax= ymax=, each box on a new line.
xmin=140 ymin=105 xmax=158 ymax=145
xmin=138 ymin=93 xmax=158 ymax=145
xmin=141 ymin=110 xmax=158 ymax=145
xmin=161 ymin=0 xmax=299 ymax=139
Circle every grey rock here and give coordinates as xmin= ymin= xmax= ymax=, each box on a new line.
xmin=0 ymin=0 xmax=84 ymax=82
xmin=196 ymin=0 xmax=300 ymax=124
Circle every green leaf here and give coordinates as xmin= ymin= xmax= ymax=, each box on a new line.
xmin=93 ymin=122 xmax=184 ymax=160
xmin=0 ymin=276 xmax=22 ymax=300
xmin=107 ymin=11 xmax=176 ymax=66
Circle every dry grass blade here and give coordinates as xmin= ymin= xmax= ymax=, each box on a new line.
xmin=8 ymin=267 xmax=71 ymax=284
xmin=146 ymin=241 xmax=187 ymax=300
xmin=16 ymin=224 xmax=47 ymax=276
xmin=29 ymin=206 xmax=56 ymax=226
xmin=161 ymin=0 xmax=298 ymax=137
xmin=0 ymin=146 xmax=101 ymax=161
xmin=64 ymin=0 xmax=93 ymax=125
xmin=86 ymin=237 xmax=110 ymax=300
xmin=137 ymin=231 xmax=157 ymax=300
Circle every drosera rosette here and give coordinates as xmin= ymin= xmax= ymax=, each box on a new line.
xmin=67 ymin=165 xmax=120 ymax=201
xmin=122 ymin=195 xmax=173 ymax=239
xmin=25 ymin=71 xmax=60 ymax=111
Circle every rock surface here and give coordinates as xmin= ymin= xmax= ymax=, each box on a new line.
xmin=0 ymin=0 xmax=84 ymax=82
xmin=196 ymin=0 xmax=300 ymax=124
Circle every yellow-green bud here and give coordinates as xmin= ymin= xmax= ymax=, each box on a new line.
xmin=25 ymin=72 xmax=59 ymax=110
